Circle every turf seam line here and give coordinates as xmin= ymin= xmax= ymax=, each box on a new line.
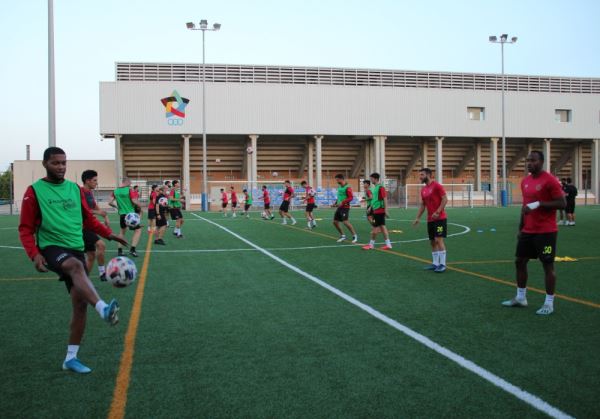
xmin=192 ymin=213 xmax=574 ymax=419
xmin=107 ymin=236 xmax=154 ymax=419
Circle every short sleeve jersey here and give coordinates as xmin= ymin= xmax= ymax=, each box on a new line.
xmin=148 ymin=191 xmax=157 ymax=210
xmin=82 ymin=188 xmax=96 ymax=210
xmin=263 ymin=190 xmax=270 ymax=204
xmin=521 ymin=171 xmax=564 ymax=233
xmin=283 ymin=187 xmax=294 ymax=202
xmin=305 ymin=186 xmax=315 ymax=204
xmin=231 ymin=191 xmax=238 ymax=203
xmin=221 ymin=192 xmax=228 ymax=203
xmin=421 ymin=181 xmax=447 ymax=222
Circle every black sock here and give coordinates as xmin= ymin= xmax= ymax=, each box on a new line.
xmin=130 ymin=246 xmax=136 ymax=252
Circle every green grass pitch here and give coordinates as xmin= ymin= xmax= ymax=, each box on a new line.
xmin=0 ymin=206 xmax=599 ymax=418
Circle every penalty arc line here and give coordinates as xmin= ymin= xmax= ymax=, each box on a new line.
xmin=107 ymin=236 xmax=154 ymax=419
xmin=191 ymin=213 xmax=573 ymax=419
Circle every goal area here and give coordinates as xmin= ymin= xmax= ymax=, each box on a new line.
xmin=404 ymin=184 xmax=483 ymax=209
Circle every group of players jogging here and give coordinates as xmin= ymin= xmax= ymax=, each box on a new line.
xmin=18 ymin=147 xmax=566 ymax=374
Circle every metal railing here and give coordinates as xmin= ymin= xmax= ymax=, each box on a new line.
xmin=115 ymin=62 xmax=600 ymax=94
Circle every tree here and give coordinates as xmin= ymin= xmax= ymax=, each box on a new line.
xmin=0 ymin=168 xmax=12 ymax=199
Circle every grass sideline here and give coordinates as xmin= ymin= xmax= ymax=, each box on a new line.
xmin=0 ymin=206 xmax=599 ymax=418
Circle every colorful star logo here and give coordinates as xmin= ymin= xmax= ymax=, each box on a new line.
xmin=161 ymin=90 xmax=190 ymax=124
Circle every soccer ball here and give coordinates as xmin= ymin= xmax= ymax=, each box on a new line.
xmin=272 ymin=171 xmax=278 ymax=177
xmin=106 ymin=256 xmax=137 ymax=287
xmin=158 ymin=197 xmax=169 ymax=207
xmin=246 ymin=146 xmax=254 ymax=154
xmin=261 ymin=211 xmax=267 ymax=219
xmin=124 ymin=212 xmax=141 ymax=228
xmin=308 ymin=189 xmax=316 ymax=197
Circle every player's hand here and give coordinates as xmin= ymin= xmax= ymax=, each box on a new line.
xmin=109 ymin=234 xmax=128 ymax=247
xmin=385 ymin=211 xmax=390 ymax=218
xmin=33 ymin=254 xmax=48 ymax=272
xmin=412 ymin=219 xmax=420 ymax=227
xmin=432 ymin=211 xmax=440 ymax=219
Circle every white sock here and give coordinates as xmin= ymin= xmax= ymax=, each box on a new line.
xmin=544 ymin=294 xmax=555 ymax=306
xmin=439 ymin=251 xmax=447 ymax=266
xmin=98 ymin=265 xmax=105 ymax=275
xmin=65 ymin=345 xmax=79 ymax=362
xmin=432 ymin=252 xmax=440 ymax=265
xmin=291 ymin=217 xmax=296 ymax=222
xmin=385 ymin=239 xmax=392 ymax=246
xmin=517 ymin=287 xmax=527 ymax=300
xmin=369 ymin=240 xmax=375 ymax=246
xmin=95 ymin=300 xmax=108 ymax=318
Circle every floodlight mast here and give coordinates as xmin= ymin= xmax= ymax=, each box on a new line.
xmin=489 ymin=33 xmax=517 ymax=207
xmin=186 ymin=20 xmax=221 ymax=211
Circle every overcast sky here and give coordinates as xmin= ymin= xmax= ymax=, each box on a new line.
xmin=1 ymin=0 xmax=599 ymax=170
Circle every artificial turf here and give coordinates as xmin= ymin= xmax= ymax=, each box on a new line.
xmin=0 ymin=206 xmax=599 ymax=418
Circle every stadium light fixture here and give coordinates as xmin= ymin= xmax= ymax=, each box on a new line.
xmin=186 ymin=19 xmax=222 ymax=211
xmin=489 ymin=33 xmax=518 ymax=207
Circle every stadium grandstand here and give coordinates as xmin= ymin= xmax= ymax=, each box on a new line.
xmin=99 ymin=62 xmax=600 ymax=209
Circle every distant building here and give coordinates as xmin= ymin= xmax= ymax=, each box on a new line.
xmin=100 ymin=62 xmax=600 ymax=205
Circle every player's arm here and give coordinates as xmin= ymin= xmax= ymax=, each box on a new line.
xmin=130 ymin=189 xmax=142 ymax=212
xmin=523 ymin=182 xmax=566 ymax=214
xmin=344 ymin=187 xmax=354 ymax=207
xmin=381 ymin=187 xmax=390 ymax=217
xmin=413 ymin=200 xmax=426 ymax=226
xmin=18 ymin=186 xmax=47 ymax=272
xmin=108 ymin=192 xmax=117 ymax=209
xmin=432 ymin=194 xmax=448 ymax=220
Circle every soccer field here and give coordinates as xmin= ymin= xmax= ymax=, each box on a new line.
xmin=1 ymin=206 xmax=599 ymax=418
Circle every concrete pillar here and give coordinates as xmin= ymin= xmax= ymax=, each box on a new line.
xmin=421 ymin=140 xmax=428 ymax=169
xmin=364 ymin=139 xmax=372 ymax=177
xmin=182 ymin=135 xmax=191 ymax=197
xmin=544 ymin=138 xmax=552 ymax=173
xmin=315 ymin=135 xmax=323 ymax=190
xmin=435 ymin=137 xmax=444 ymax=183
xmin=308 ymin=138 xmax=314 ymax=187
xmin=572 ymin=143 xmax=583 ymax=189
xmin=592 ymin=139 xmax=600 ymax=204
xmin=490 ymin=137 xmax=499 ymax=205
xmin=372 ymin=135 xmax=387 ymax=178
xmin=114 ymin=134 xmax=123 ymax=184
xmin=475 ymin=141 xmax=482 ymax=191
xmin=526 ymin=142 xmax=533 ymax=174
xmin=249 ymin=135 xmax=259 ymax=188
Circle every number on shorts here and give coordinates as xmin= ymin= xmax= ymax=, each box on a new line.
xmin=543 ymin=245 xmax=552 ymax=255
xmin=437 ymin=226 xmax=444 ymax=233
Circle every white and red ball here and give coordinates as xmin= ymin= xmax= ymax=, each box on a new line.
xmin=106 ymin=256 xmax=137 ymax=287
xmin=158 ymin=197 xmax=169 ymax=207
xmin=124 ymin=212 xmax=141 ymax=228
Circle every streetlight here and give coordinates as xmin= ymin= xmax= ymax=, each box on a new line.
xmin=489 ymin=33 xmax=517 ymax=207
xmin=186 ymin=20 xmax=221 ymax=211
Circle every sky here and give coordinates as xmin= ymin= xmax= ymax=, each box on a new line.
xmin=1 ymin=0 xmax=599 ymax=170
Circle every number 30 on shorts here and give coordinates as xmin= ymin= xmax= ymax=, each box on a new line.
xmin=542 ymin=245 xmax=552 ymax=255
xmin=437 ymin=226 xmax=444 ymax=234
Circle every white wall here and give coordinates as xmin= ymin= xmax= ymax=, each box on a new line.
xmin=100 ymin=81 xmax=600 ymax=139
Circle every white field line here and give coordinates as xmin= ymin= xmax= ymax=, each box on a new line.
xmin=191 ymin=212 xmax=573 ymax=419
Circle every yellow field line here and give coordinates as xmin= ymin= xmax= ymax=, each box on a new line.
xmin=449 ymin=256 xmax=600 ymax=265
xmin=108 ymin=237 xmax=153 ymax=419
xmin=278 ymin=220 xmax=600 ymax=310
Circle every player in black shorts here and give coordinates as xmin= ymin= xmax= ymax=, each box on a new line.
xmin=81 ymin=170 xmax=110 ymax=281
xmin=279 ymin=180 xmax=297 ymax=225
xmin=564 ymin=177 xmax=578 ymax=226
xmin=18 ymin=147 xmax=127 ymax=374
xmin=154 ymin=186 xmax=169 ymax=245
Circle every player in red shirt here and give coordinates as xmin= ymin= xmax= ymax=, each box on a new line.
xmin=300 ymin=180 xmax=317 ymax=229
xmin=230 ymin=186 xmax=238 ymax=218
xmin=220 ymin=188 xmax=229 ymax=217
xmin=362 ymin=179 xmax=374 ymax=225
xmin=259 ymin=185 xmax=274 ymax=220
xmin=412 ymin=168 xmax=448 ymax=273
xmin=18 ymin=147 xmax=127 ymax=373
xmin=279 ymin=180 xmax=297 ymax=225
xmin=147 ymin=184 xmax=158 ymax=233
xmin=362 ymin=173 xmax=392 ymax=250
xmin=502 ymin=151 xmax=566 ymax=315
xmin=81 ymin=169 xmax=110 ymax=281
xmin=332 ymin=174 xmax=358 ymax=243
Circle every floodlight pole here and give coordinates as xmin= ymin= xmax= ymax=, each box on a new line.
xmin=48 ymin=0 xmax=56 ymax=147
xmin=489 ymin=34 xmax=517 ymax=207
xmin=187 ymin=20 xmax=220 ymax=211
